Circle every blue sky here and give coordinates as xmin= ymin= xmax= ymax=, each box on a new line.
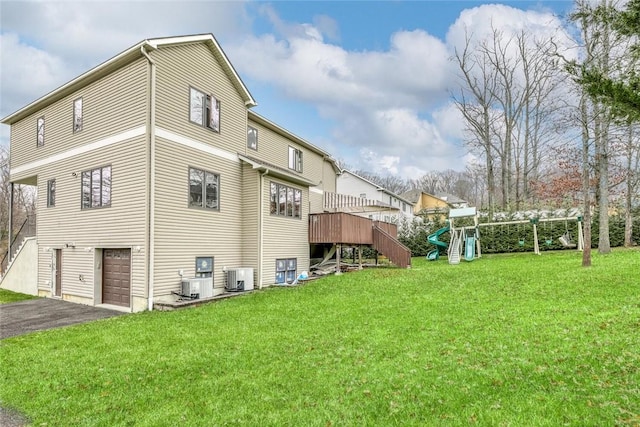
xmin=0 ymin=0 xmax=576 ymax=178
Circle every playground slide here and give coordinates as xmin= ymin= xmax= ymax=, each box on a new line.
xmin=426 ymin=249 xmax=440 ymax=260
xmin=427 ymin=226 xmax=449 ymax=261
xmin=465 ymin=236 xmax=476 ymax=261
xmin=428 ymin=226 xmax=449 ymax=248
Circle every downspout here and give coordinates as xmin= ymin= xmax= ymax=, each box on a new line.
xmin=258 ymin=169 xmax=269 ymax=289
xmin=141 ymin=45 xmax=156 ymax=311
xmin=7 ymin=182 xmax=13 ymax=266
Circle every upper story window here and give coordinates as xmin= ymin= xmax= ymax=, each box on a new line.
xmin=359 ymin=193 xmax=367 ymax=199
xmin=37 ymin=116 xmax=45 ymax=147
xmin=270 ymin=182 xmax=301 ymax=219
xmin=247 ymin=126 xmax=258 ymax=150
xmin=73 ymin=98 xmax=83 ymax=132
xmin=288 ymin=146 xmax=302 ymax=173
xmin=81 ymin=165 xmax=111 ymax=209
xmin=47 ymin=179 xmax=56 ymax=207
xmin=189 ymin=167 xmax=219 ymax=210
xmin=189 ymin=87 xmax=220 ymax=132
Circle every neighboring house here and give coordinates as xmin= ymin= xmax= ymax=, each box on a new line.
xmin=435 ymin=192 xmax=468 ymax=208
xmin=1 ymin=34 xmax=341 ymax=312
xmin=400 ymin=189 xmax=451 ymax=216
xmin=336 ymin=170 xmax=414 ymax=223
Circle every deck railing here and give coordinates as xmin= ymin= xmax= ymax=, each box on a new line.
xmin=1 ymin=215 xmax=36 ymax=274
xmin=309 ymin=212 xmax=411 ymax=268
xmin=372 ymin=225 xmax=412 ymax=269
xmin=309 ymin=212 xmax=374 ymax=244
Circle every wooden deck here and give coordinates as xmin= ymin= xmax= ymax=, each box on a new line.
xmin=309 ymin=212 xmax=411 ymax=268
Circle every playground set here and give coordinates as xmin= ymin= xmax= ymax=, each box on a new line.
xmin=427 ymin=207 xmax=585 ymax=265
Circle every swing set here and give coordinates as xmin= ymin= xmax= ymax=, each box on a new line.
xmin=464 ymin=215 xmax=584 ymax=256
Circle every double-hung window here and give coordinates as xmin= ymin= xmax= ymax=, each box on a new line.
xmin=189 ymin=87 xmax=220 ymax=132
xmin=288 ymin=146 xmax=302 ymax=172
xmin=37 ymin=116 xmax=45 ymax=147
xmin=47 ymin=179 xmax=56 ymax=207
xmin=189 ymin=167 xmax=219 ymax=210
xmin=81 ymin=166 xmax=111 ymax=209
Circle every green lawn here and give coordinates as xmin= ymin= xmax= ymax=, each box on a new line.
xmin=1 ymin=249 xmax=639 ymax=426
xmin=0 ymin=288 xmax=38 ymax=304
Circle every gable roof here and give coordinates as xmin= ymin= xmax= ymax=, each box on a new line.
xmin=435 ymin=192 xmax=467 ymax=205
xmin=2 ymin=34 xmax=257 ymax=125
xmin=340 ymin=170 xmax=414 ymax=206
xmin=248 ymin=111 xmax=340 ymax=172
xmin=400 ymin=189 xmax=450 ymax=206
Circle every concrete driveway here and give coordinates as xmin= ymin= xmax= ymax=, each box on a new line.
xmin=0 ymin=298 xmax=126 ymax=339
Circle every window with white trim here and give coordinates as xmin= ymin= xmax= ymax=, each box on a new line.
xmin=73 ymin=98 xmax=83 ymax=132
xmin=288 ymin=146 xmax=302 ymax=172
xmin=47 ymin=179 xmax=56 ymax=207
xmin=247 ymin=126 xmax=258 ymax=150
xmin=37 ymin=116 xmax=45 ymax=147
xmin=189 ymin=167 xmax=219 ymax=210
xmin=81 ymin=165 xmax=111 ymax=209
xmin=189 ymin=87 xmax=220 ymax=132
xmin=270 ymin=182 xmax=301 ymax=218
xmin=275 ymin=258 xmax=297 ymax=284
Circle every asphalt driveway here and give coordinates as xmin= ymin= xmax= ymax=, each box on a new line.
xmin=0 ymin=298 xmax=126 ymax=339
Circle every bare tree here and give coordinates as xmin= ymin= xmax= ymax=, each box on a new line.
xmin=452 ymin=31 xmax=500 ymax=218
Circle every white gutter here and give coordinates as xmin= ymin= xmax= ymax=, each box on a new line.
xmin=258 ymin=169 xmax=269 ymax=289
xmin=141 ymin=45 xmax=156 ymax=311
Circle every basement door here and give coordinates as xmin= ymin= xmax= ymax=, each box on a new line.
xmin=102 ymin=249 xmax=131 ymax=307
xmin=53 ymin=249 xmax=62 ymax=297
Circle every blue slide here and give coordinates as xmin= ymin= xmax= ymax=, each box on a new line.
xmin=465 ymin=236 xmax=476 ymax=261
xmin=427 ymin=226 xmax=449 ymax=261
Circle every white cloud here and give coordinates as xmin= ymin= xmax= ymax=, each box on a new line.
xmin=0 ymin=34 xmax=67 ymax=115
xmin=0 ymin=1 xmax=251 ymax=118
xmin=1 ymin=2 xmax=575 ymax=181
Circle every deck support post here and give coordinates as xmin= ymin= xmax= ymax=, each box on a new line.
xmin=335 ymin=244 xmax=342 ymax=275
xmin=358 ymin=245 xmax=363 ymax=270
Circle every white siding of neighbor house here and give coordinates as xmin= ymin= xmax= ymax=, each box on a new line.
xmin=336 ymin=172 xmax=380 ymax=200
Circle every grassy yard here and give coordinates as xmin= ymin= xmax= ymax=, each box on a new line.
xmin=0 ymin=288 xmax=38 ymax=304
xmin=1 ymin=249 xmax=639 ymax=426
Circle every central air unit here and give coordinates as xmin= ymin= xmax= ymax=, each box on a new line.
xmin=181 ymin=277 xmax=214 ymax=299
xmin=225 ymin=268 xmax=254 ymax=292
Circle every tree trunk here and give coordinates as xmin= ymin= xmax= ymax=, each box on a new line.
xmin=581 ymin=97 xmax=592 ymax=267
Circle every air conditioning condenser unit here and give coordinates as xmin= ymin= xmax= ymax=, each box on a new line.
xmin=225 ymin=268 xmax=254 ymax=292
xmin=181 ymin=277 xmax=214 ymax=299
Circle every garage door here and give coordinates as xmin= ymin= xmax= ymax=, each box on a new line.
xmin=102 ymin=249 xmax=131 ymax=307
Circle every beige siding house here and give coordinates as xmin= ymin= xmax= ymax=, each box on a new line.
xmin=1 ymin=34 xmax=339 ymax=312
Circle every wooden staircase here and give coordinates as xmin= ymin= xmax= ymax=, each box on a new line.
xmin=372 ymin=225 xmax=411 ymax=268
